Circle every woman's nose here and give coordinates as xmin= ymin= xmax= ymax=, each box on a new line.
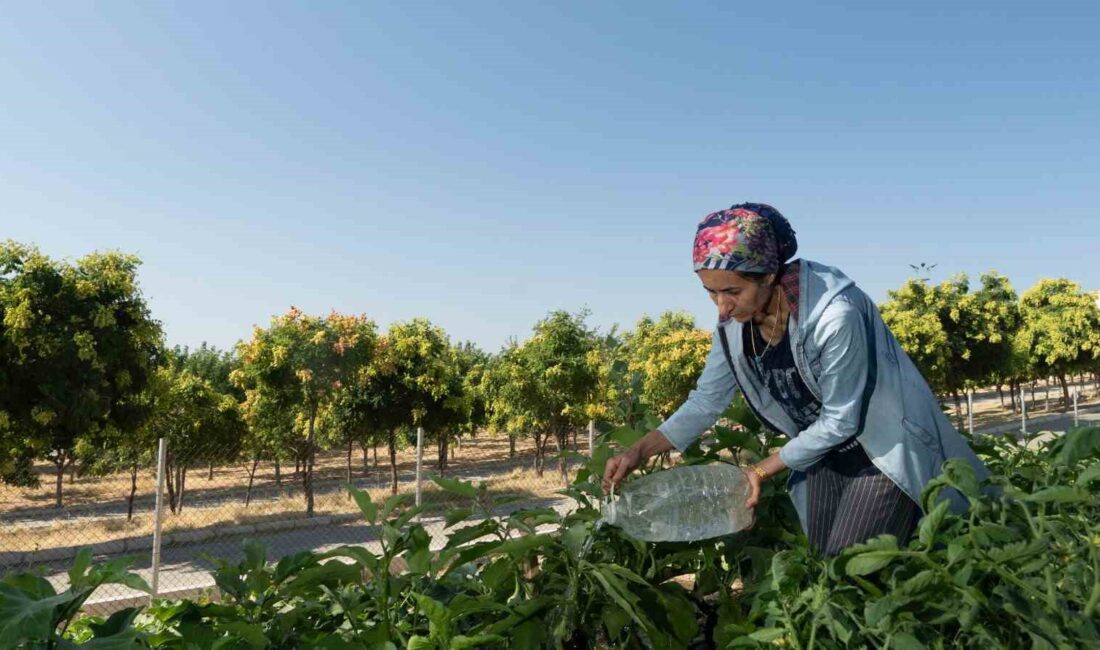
xmin=716 ymin=295 xmax=736 ymax=318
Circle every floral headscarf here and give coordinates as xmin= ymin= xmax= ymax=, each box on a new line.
xmin=692 ymin=208 xmax=775 ymax=274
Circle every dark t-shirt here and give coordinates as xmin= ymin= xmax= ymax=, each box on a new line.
xmin=743 ymin=320 xmax=873 ymax=475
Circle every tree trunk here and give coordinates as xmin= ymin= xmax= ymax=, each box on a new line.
xmin=555 ymin=429 xmax=569 ymax=486
xmin=166 ymin=456 xmax=178 ymax=514
xmin=127 ymin=463 xmax=138 ymax=521
xmin=1059 ymin=374 xmax=1071 ymax=410
xmin=306 ymin=408 xmax=317 ymax=518
xmin=509 ymin=434 xmax=516 ymax=458
xmin=437 ymin=434 xmax=448 ymax=474
xmin=177 ymin=466 xmax=188 ymax=515
xmin=274 ymin=458 xmax=282 ymax=486
xmin=952 ymin=388 xmax=964 ymax=431
xmin=532 ymin=432 xmax=544 ymax=477
xmin=53 ymin=451 xmax=70 ymax=509
xmin=346 ymin=438 xmax=354 ymax=487
xmin=69 ymin=462 xmax=77 ymax=485
xmin=208 ymin=462 xmax=214 ymax=481
xmin=388 ymin=432 xmax=398 ymax=494
xmin=373 ymin=443 xmax=378 ymax=467
xmin=997 ymin=384 xmax=1005 ymax=408
xmin=245 ymin=457 xmax=259 ymax=507
xmin=362 ymin=444 xmax=369 ymax=477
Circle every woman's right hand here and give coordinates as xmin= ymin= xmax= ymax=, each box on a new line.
xmin=602 ymin=447 xmax=643 ymax=493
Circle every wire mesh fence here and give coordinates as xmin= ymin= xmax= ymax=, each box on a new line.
xmin=0 ymin=426 xmax=594 ymax=614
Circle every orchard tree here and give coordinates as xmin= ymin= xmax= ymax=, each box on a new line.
xmin=0 ymin=242 xmax=162 ymax=506
xmin=234 ymin=308 xmax=378 ymax=516
xmin=624 ymin=311 xmax=711 ymax=418
xmin=515 ymin=310 xmax=600 ymax=485
xmin=369 ymin=319 xmax=457 ymax=493
xmin=1017 ymin=279 xmax=1100 ymax=407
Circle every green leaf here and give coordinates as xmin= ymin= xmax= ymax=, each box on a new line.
xmin=351 ymin=488 xmax=377 ymax=525
xmin=382 ymin=492 xmax=409 ymax=519
xmin=320 ymin=545 xmax=379 ymax=573
xmin=845 ymin=550 xmax=900 ymax=577
xmin=1055 ymin=426 xmax=1100 ymax=466
xmin=67 ymin=547 xmax=94 ymax=587
xmin=451 ymin=635 xmax=504 ymax=649
xmin=607 ymin=425 xmax=645 ymax=448
xmin=918 ymin=500 xmax=950 ymax=548
xmin=1024 ymin=486 xmax=1090 ymax=503
xmin=407 ymin=636 xmax=435 ymax=650
xmin=0 ymin=583 xmax=76 ymax=644
xmin=1076 ymin=461 xmax=1100 ymax=486
xmin=432 ymin=476 xmax=478 ymax=499
xmin=444 ymin=508 xmax=473 ymax=528
xmin=889 ymin=631 xmax=926 ymax=650
xmin=220 ymin=621 xmax=269 ymax=649
xmin=748 ymin=627 xmax=786 ymax=642
xmin=404 ymin=526 xmax=432 ymax=575
xmin=443 ymin=520 xmax=500 ymax=550
xmin=494 ymin=534 xmax=555 ymax=558
xmin=414 ymin=593 xmax=450 ymax=639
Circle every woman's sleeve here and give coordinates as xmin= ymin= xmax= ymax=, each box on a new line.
xmin=778 ymin=302 xmax=873 ymax=471
xmin=657 ymin=329 xmax=738 ymax=451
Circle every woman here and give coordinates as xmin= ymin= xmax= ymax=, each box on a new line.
xmin=603 ymin=203 xmax=988 ymax=555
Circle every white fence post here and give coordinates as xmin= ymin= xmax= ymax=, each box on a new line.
xmin=588 ymin=420 xmax=595 ymax=458
xmin=1074 ymin=388 xmax=1080 ymax=428
xmin=967 ymin=391 xmax=974 ymax=436
xmin=415 ymin=426 xmax=424 ymax=520
xmin=151 ymin=437 xmax=167 ymax=601
xmin=1020 ymin=388 xmax=1028 ymax=436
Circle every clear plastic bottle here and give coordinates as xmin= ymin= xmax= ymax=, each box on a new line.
xmin=601 ymin=463 xmax=753 ymax=542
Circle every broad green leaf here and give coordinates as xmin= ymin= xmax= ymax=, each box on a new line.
xmin=414 ymin=593 xmax=450 ymax=638
xmin=889 ymin=632 xmax=926 ymax=650
xmin=845 ymin=550 xmax=900 ymax=577
xmin=432 ymin=476 xmax=478 ymax=499
xmin=320 ymin=546 xmax=379 ymax=573
xmin=68 ymin=547 xmax=94 ymax=587
xmin=443 ymin=508 xmax=473 ymax=528
xmin=351 ymin=488 xmax=377 ymax=525
xmin=1024 ymin=486 xmax=1089 ymax=503
xmin=608 ymin=425 xmax=645 ymax=448
xmin=918 ymin=500 xmax=950 ymax=548
xmin=1076 ymin=461 xmax=1100 ymax=486
xmin=219 ymin=621 xmax=269 ymax=649
xmin=451 ymin=635 xmax=504 ymax=649
xmin=0 ymin=584 xmax=76 ymax=644
xmin=443 ymin=520 xmax=499 ymax=550
xmin=747 ymin=628 xmax=786 ymax=642
xmin=404 ymin=526 xmax=432 ymax=575
xmin=382 ymin=492 xmax=409 ymax=518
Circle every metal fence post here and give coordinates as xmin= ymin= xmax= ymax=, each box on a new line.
xmin=967 ymin=391 xmax=974 ymax=436
xmin=151 ymin=437 xmax=167 ymax=600
xmin=415 ymin=426 xmax=424 ymax=520
xmin=588 ymin=420 xmax=595 ymax=458
xmin=1074 ymin=388 xmax=1080 ymax=428
xmin=1020 ymin=388 xmax=1027 ymax=436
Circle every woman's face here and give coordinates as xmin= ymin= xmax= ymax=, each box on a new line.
xmin=697 ymin=269 xmax=775 ymax=323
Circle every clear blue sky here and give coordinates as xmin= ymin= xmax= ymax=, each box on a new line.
xmin=3 ymin=2 xmax=1098 ymax=353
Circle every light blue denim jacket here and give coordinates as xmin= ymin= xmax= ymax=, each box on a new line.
xmin=658 ymin=260 xmax=989 ymax=531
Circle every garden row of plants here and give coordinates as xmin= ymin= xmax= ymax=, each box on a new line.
xmin=3 ymin=394 xmax=1099 ymax=648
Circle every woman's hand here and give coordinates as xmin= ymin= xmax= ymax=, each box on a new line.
xmin=743 ymin=465 xmax=765 ymax=509
xmin=603 ymin=447 xmax=643 ymax=492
